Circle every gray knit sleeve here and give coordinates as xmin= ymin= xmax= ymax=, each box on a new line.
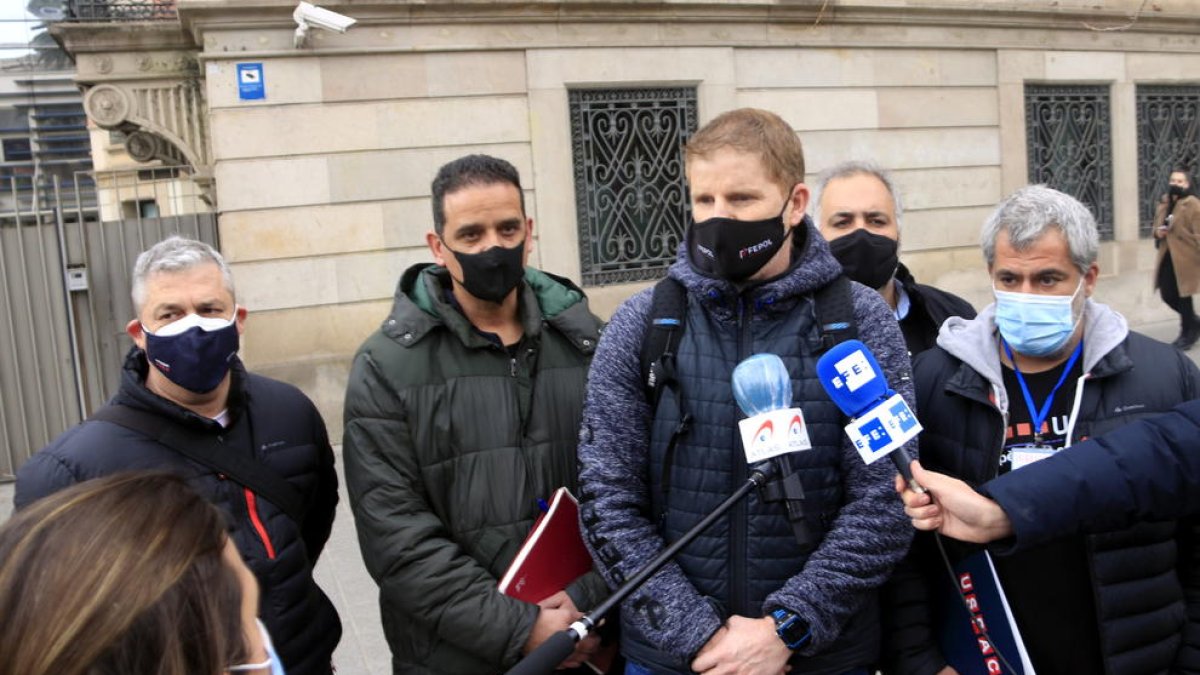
xmin=576 ymin=289 xmax=724 ymax=663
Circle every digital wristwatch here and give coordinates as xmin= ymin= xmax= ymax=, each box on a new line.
xmin=771 ymin=608 xmax=812 ymax=650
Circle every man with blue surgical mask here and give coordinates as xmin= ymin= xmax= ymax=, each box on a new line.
xmin=882 ymin=185 xmax=1200 ymax=675
xmin=16 ymin=236 xmax=341 ymax=675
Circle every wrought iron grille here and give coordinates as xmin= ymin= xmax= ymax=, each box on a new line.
xmin=1025 ymin=84 xmax=1114 ymax=240
xmin=64 ymin=0 xmax=178 ymax=22
xmin=1136 ymin=86 xmax=1200 ymax=237
xmin=570 ymin=88 xmax=696 ymax=286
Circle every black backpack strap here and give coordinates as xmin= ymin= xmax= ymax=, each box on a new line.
xmin=641 ymin=277 xmax=687 ymax=408
xmin=814 ymin=274 xmax=858 ymax=351
xmin=758 ymin=275 xmax=860 ymax=550
xmin=90 ymin=404 xmax=306 ymax=524
xmin=640 ymin=277 xmax=692 ymax=527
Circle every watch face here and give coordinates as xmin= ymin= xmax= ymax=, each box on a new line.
xmin=773 ymin=610 xmax=810 ymax=649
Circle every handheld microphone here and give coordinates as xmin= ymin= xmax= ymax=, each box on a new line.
xmin=732 ymin=353 xmax=812 ymax=547
xmin=732 ymin=354 xmax=812 ymax=462
xmin=816 ymin=339 xmax=924 ymax=492
xmin=504 ymin=357 xmax=783 ymax=675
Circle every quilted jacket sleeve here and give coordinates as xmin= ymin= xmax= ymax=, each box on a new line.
xmin=981 ymin=401 xmax=1200 ymax=550
xmin=576 ymin=290 xmax=725 ymax=663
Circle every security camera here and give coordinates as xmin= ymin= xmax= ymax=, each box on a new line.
xmin=293 ymin=1 xmax=356 ymax=48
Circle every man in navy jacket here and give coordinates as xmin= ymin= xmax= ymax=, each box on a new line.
xmin=15 ymin=236 xmax=341 ymax=675
xmin=578 ymin=108 xmax=914 ymax=675
xmin=901 ymin=400 xmax=1200 ymax=549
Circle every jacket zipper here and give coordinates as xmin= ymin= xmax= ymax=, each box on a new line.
xmin=244 ymin=488 xmax=277 ymax=560
xmin=730 ymin=296 xmax=752 ymax=616
xmin=986 ymin=382 xmax=1009 ymax=475
xmin=1066 ymin=372 xmax=1109 ymax=674
xmin=508 ymin=345 xmax=539 ymax=509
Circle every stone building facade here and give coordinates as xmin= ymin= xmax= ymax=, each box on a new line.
xmin=55 ymin=0 xmax=1200 ymax=440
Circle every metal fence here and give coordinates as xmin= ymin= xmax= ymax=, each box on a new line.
xmin=0 ymin=167 xmax=215 ymax=479
xmin=0 ymin=178 xmax=81 ymax=480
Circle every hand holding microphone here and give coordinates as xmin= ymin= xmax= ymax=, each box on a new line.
xmin=816 ymin=339 xmax=924 ymax=493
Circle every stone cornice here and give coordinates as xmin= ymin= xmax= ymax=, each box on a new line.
xmin=171 ymin=0 xmax=1200 ymax=55
xmin=174 ymin=0 xmax=1200 ymax=31
xmin=50 ymin=22 xmax=196 ymax=55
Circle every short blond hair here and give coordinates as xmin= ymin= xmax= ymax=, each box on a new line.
xmin=685 ymin=108 xmax=805 ymax=194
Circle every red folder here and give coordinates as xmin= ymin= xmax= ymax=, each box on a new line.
xmin=498 ymin=487 xmax=593 ymax=604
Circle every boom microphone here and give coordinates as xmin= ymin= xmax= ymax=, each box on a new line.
xmin=505 ymin=355 xmax=785 ymax=675
xmin=816 ymin=339 xmax=924 ymax=492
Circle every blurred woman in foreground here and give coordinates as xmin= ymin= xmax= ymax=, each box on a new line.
xmin=0 ymin=471 xmax=280 ymax=675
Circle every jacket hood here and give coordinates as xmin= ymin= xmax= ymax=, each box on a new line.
xmin=384 ymin=263 xmax=601 ymax=352
xmin=668 ymin=215 xmax=844 ymax=322
xmin=935 ymin=297 xmax=1130 ymax=403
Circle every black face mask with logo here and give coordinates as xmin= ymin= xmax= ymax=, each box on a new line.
xmin=687 ymin=200 xmax=793 ymax=282
xmin=444 ymin=239 xmax=526 ymax=303
xmin=828 ymin=228 xmax=900 ymax=290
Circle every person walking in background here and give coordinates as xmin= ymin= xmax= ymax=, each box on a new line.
xmin=0 ymin=471 xmax=280 ymax=675
xmin=1153 ymin=168 xmax=1200 ymax=349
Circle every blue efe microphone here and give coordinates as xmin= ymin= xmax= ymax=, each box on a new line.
xmin=816 ymin=339 xmax=924 ymax=492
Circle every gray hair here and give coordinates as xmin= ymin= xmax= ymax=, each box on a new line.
xmin=131 ymin=236 xmax=235 ymax=311
xmin=811 ymin=160 xmax=904 ymax=229
xmin=981 ymin=185 xmax=1099 ymax=274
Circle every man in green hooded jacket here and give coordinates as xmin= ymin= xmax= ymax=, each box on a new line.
xmin=343 ymin=154 xmax=608 ymax=673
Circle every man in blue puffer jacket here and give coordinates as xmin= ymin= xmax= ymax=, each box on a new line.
xmin=578 ymin=108 xmax=916 ymax=675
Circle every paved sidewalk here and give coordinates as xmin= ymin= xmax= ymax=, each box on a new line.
xmin=0 ymin=317 xmax=1192 ymax=675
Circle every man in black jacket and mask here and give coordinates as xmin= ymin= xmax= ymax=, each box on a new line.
xmin=815 ymin=160 xmax=975 ymax=355
xmin=16 ymin=236 xmax=341 ymax=675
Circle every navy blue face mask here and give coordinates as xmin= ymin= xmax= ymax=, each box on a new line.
xmin=142 ymin=311 xmax=240 ymax=394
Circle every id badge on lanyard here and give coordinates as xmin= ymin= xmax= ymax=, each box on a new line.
xmin=1002 ymin=339 xmax=1083 ymax=473
xmin=1011 ymin=445 xmax=1055 ymax=471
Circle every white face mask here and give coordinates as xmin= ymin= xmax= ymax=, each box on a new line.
xmin=228 ymin=619 xmax=286 ymax=675
xmin=146 ymin=308 xmax=237 ymax=337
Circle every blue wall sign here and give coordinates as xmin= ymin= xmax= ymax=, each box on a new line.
xmin=237 ymin=63 xmax=265 ymax=101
